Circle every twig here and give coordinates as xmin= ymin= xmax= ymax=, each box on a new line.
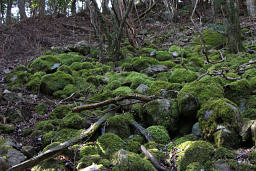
xmin=141 ymin=145 xmax=169 ymax=171
xmin=57 ymin=93 xmax=75 ymax=105
xmin=72 ymin=94 xmax=158 ymax=112
xmin=130 ymin=121 xmax=153 ymax=142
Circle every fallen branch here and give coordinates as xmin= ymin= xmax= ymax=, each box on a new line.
xmin=141 ymin=145 xmax=169 ymax=171
xmin=7 ymin=113 xmax=113 ymax=171
xmin=130 ymin=121 xmax=153 ymax=142
xmin=72 ymin=94 xmax=158 ymax=112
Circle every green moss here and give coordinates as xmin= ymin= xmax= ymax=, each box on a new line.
xmin=169 ymin=45 xmax=185 ymax=56
xmin=124 ymin=72 xmax=154 ymax=89
xmin=147 ymin=81 xmax=181 ymax=96
xmin=49 ymin=105 xmax=72 ymax=119
xmin=126 ymin=140 xmax=141 ymax=153
xmin=0 ymin=124 xmax=15 ymax=134
xmin=132 ymin=57 xmax=159 ymax=71
xmin=53 ymin=84 xmax=78 ymax=98
xmin=175 ymin=141 xmax=214 ymax=171
xmin=159 ymin=60 xmax=176 ymax=68
xmin=80 ymin=143 xmax=99 ymax=157
xmin=40 ymin=71 xmax=74 ymax=95
xmin=213 ymin=146 xmax=235 ymax=160
xmin=62 ymin=112 xmax=86 ymax=129
xmin=139 ymin=47 xmax=156 ymax=55
xmin=249 ymin=152 xmax=256 ymax=165
xmin=178 ymin=76 xmax=224 ymax=108
xmin=106 ymin=113 xmax=134 ymax=138
xmin=224 ymin=79 xmax=250 ymax=103
xmin=113 ymin=86 xmax=133 ymax=96
xmin=29 ymin=55 xmax=61 ymax=73
xmin=156 ymin=51 xmax=171 ymax=61
xmin=105 ymin=80 xmax=122 ymax=91
xmin=193 ymin=29 xmax=226 ymax=48
xmin=169 ymin=68 xmax=198 ymax=83
xmin=168 ymin=134 xmax=198 ymax=151
xmin=112 ymin=150 xmax=156 ymax=171
xmin=97 ymin=133 xmax=125 ymax=157
xmin=86 ymin=75 xmax=105 ymax=86
xmin=57 ymin=64 xmax=72 ymax=75
xmin=35 ymin=120 xmax=55 ymax=132
xmin=56 ymin=52 xmax=85 ymax=65
xmin=76 ymin=155 xmax=102 ymax=169
xmin=5 ymin=70 xmax=31 ymax=90
xmin=43 ymin=129 xmax=82 ymax=145
xmin=26 ymin=72 xmax=46 ymax=93
xmin=35 ymin=103 xmax=48 ymax=115
xmin=197 ymin=98 xmax=242 ymax=140
xmin=242 ymin=68 xmax=256 ymax=80
xmin=147 ymin=126 xmax=170 ymax=144
xmin=185 ymin=162 xmax=203 ymax=171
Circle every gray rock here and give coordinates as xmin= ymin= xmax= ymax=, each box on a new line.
xmin=136 ymin=84 xmax=149 ymax=94
xmin=79 ymin=164 xmax=103 ymax=171
xmin=172 ymin=51 xmax=179 ymax=57
xmin=0 ymin=145 xmax=27 ymax=166
xmin=150 ymin=51 xmax=156 ymax=57
xmin=192 ymin=122 xmax=201 ymax=137
xmin=143 ymin=65 xmax=168 ymax=76
xmin=0 ymin=157 xmax=9 ymax=171
xmin=21 ymin=146 xmax=36 ymax=158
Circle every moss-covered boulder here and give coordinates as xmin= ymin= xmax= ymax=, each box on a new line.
xmin=113 ymin=86 xmax=133 ymax=96
xmin=132 ymin=57 xmax=159 ymax=71
xmin=61 ymin=112 xmax=88 ymax=129
xmin=26 ymin=72 xmax=46 ymax=93
xmin=5 ymin=69 xmax=31 ymax=90
xmin=147 ymin=81 xmax=182 ymax=96
xmin=40 ymin=71 xmax=74 ymax=95
xmin=144 ymin=99 xmax=178 ymax=132
xmin=112 ymin=149 xmax=156 ymax=171
xmin=124 ymin=72 xmax=153 ymax=89
xmin=198 ymin=98 xmax=243 ymax=142
xmin=57 ymin=64 xmax=72 ymax=75
xmin=146 ymin=125 xmax=170 ymax=144
xmin=174 ymin=141 xmax=214 ymax=171
xmin=80 ymin=142 xmax=99 ymax=157
xmin=49 ymin=105 xmax=72 ymax=119
xmin=0 ymin=124 xmax=15 ymax=134
xmin=155 ymin=51 xmax=171 ymax=61
xmin=97 ymin=133 xmax=125 ymax=157
xmin=106 ymin=113 xmax=134 ymax=138
xmin=224 ymin=79 xmax=250 ymax=105
xmin=29 ymin=55 xmax=61 ymax=73
xmin=169 ymin=68 xmax=198 ymax=84
xmin=76 ymin=155 xmax=102 ymax=170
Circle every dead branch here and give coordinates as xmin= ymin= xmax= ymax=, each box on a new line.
xmin=130 ymin=121 xmax=153 ymax=142
xmin=135 ymin=2 xmax=156 ymax=22
xmin=7 ymin=113 xmax=113 ymax=171
xmin=72 ymin=94 xmax=158 ymax=112
xmin=141 ymin=145 xmax=169 ymax=171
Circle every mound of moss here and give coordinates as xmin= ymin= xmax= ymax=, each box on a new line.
xmin=40 ymin=71 xmax=74 ymax=95
xmin=147 ymin=125 xmax=170 ymax=144
xmin=5 ymin=68 xmax=31 ymax=90
xmin=26 ymin=72 xmax=46 ymax=93
xmin=169 ymin=68 xmax=198 ymax=84
xmin=29 ymin=55 xmax=61 ymax=73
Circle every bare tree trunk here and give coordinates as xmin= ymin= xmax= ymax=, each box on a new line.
xmin=6 ymin=0 xmax=12 ymax=25
xmin=225 ymin=0 xmax=244 ymax=53
xmin=71 ymin=0 xmax=76 ymax=15
xmin=0 ymin=0 xmax=2 ymax=24
xmin=246 ymin=0 xmax=256 ymax=17
xmin=39 ymin=0 xmax=45 ymax=17
xmin=18 ymin=0 xmax=27 ymax=20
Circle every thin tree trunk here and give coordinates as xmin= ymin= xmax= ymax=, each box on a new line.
xmin=225 ymin=0 xmax=244 ymax=53
xmin=18 ymin=0 xmax=27 ymax=20
xmin=246 ymin=0 xmax=256 ymax=17
xmin=71 ymin=0 xmax=76 ymax=15
xmin=39 ymin=0 xmax=45 ymax=17
xmin=0 ymin=0 xmax=2 ymax=24
xmin=6 ymin=0 xmax=13 ymax=25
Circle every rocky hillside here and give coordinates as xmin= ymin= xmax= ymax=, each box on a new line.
xmin=1 ymin=22 xmax=256 ymax=170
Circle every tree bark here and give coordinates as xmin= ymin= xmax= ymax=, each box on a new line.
xmin=18 ymin=0 xmax=27 ymax=20
xmin=246 ymin=0 xmax=256 ymax=17
xmin=39 ymin=0 xmax=45 ymax=17
xmin=71 ymin=0 xmax=76 ymax=15
xmin=225 ymin=0 xmax=244 ymax=53
xmin=6 ymin=0 xmax=12 ymax=25
xmin=0 ymin=0 xmax=2 ymax=24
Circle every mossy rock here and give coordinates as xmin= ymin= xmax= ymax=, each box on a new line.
xmin=97 ymin=133 xmax=125 ymax=157
xmin=43 ymin=129 xmax=82 ymax=145
xmin=57 ymin=64 xmax=72 ymax=75
xmin=167 ymin=134 xmax=198 ymax=151
xmin=49 ymin=105 xmax=72 ymax=119
xmin=113 ymin=86 xmax=133 ymax=96
xmin=80 ymin=142 xmax=99 ymax=157
xmin=146 ymin=125 xmax=170 ymax=144
xmin=124 ymin=72 xmax=153 ymax=89
xmin=169 ymin=45 xmax=185 ymax=56
xmin=105 ymin=80 xmax=122 ymax=91
xmin=5 ymin=70 xmax=31 ymax=90
xmin=213 ymin=146 xmax=236 ymax=160
xmin=155 ymin=51 xmax=171 ymax=61
xmin=198 ymin=98 xmax=243 ymax=140
xmin=26 ymin=72 xmax=46 ymax=93
xmin=144 ymin=99 xmax=178 ymax=132
xmin=70 ymin=62 xmax=94 ymax=71
xmin=29 ymin=55 xmax=61 ymax=73
xmin=139 ymin=47 xmax=156 ymax=56
xmin=132 ymin=57 xmax=159 ymax=71
xmin=147 ymin=81 xmax=182 ymax=96
xmin=175 ymin=141 xmax=214 ymax=171
xmin=35 ymin=120 xmax=56 ymax=132
xmin=53 ymin=84 xmax=78 ymax=98
xmin=185 ymin=162 xmax=203 ymax=171
xmin=40 ymin=71 xmax=74 ymax=95
xmin=35 ymin=103 xmax=48 ymax=115
xmin=112 ymin=149 xmax=156 ymax=171
xmin=56 ymin=52 xmax=85 ymax=65
xmin=61 ymin=112 xmax=88 ymax=129
xmin=169 ymin=68 xmax=198 ymax=84
xmin=224 ymin=79 xmax=250 ymax=104
xmin=76 ymin=155 xmax=102 ymax=169
xmin=125 ymin=139 xmax=141 ymax=153
xmin=249 ymin=152 xmax=256 ymax=165
xmin=213 ymin=129 xmax=241 ymax=148
xmin=106 ymin=113 xmax=134 ymax=138
xmin=178 ymin=76 xmax=224 ymax=111
xmin=193 ymin=29 xmax=226 ymax=48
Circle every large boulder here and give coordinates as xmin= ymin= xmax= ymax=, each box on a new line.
xmin=198 ymin=98 xmax=243 ymax=146
xmin=29 ymin=55 xmax=61 ymax=73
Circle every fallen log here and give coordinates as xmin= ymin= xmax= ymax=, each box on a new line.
xmin=7 ymin=113 xmax=113 ymax=171
xmin=130 ymin=121 xmax=153 ymax=142
xmin=72 ymin=94 xmax=158 ymax=112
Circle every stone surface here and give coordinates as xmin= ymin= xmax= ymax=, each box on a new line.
xmin=136 ymin=84 xmax=149 ymax=94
